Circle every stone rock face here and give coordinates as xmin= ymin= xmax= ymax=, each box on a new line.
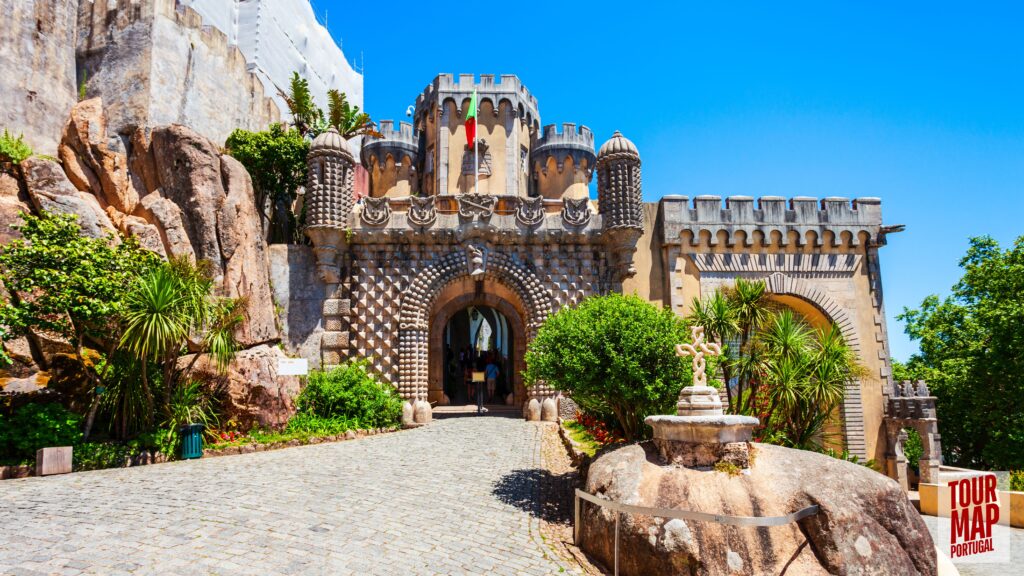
xmin=581 ymin=442 xmax=936 ymax=576
xmin=20 ymin=157 xmax=116 ymax=239
xmin=59 ymin=98 xmax=138 ymax=215
xmin=135 ymin=125 xmax=278 ymax=346
xmin=0 ymin=172 xmax=31 ymax=245
xmin=181 ymin=345 xmax=299 ymax=430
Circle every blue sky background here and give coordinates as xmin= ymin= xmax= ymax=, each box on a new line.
xmin=316 ymin=1 xmax=1024 ymax=361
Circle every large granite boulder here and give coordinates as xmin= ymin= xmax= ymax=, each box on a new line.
xmin=581 ymin=442 xmax=936 ymax=576
xmin=179 ymin=345 xmax=300 ymax=430
xmin=0 ymin=171 xmax=30 ymax=245
xmin=135 ymin=124 xmax=279 ymax=347
xmin=19 ymin=157 xmax=116 ymax=239
xmin=59 ymin=98 xmax=138 ymax=215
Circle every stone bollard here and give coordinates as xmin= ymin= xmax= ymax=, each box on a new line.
xmin=540 ymin=397 xmax=558 ymax=422
xmin=401 ymin=401 xmax=414 ymax=426
xmin=525 ymin=398 xmax=541 ymax=421
xmin=413 ymin=400 xmax=432 ymax=424
xmin=36 ymin=446 xmax=73 ymax=476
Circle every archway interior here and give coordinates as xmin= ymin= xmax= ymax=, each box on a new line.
xmin=443 ymin=306 xmax=513 ymax=406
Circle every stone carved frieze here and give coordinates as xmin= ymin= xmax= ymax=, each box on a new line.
xmin=408 ymin=196 xmax=437 ymax=227
xmin=515 ymin=196 xmax=545 ymax=227
xmin=361 ymin=197 xmax=391 ymax=226
xmin=457 ymin=193 xmax=497 ymax=219
xmin=561 ymin=197 xmax=592 ymax=227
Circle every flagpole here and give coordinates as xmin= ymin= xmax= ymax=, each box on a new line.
xmin=473 ymin=89 xmax=479 ymax=195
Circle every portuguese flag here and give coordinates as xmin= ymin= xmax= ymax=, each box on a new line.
xmin=465 ymin=90 xmax=478 ymax=149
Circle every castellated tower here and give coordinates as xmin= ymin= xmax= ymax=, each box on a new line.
xmin=362 ymin=121 xmax=422 ymax=198
xmin=531 ymin=124 xmax=596 ymax=199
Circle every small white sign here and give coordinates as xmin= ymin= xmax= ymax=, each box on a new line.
xmin=278 ymin=358 xmax=309 ymax=376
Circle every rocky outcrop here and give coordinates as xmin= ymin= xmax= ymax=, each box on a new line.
xmin=0 ymin=171 xmax=31 ymax=245
xmin=20 ymin=157 xmax=116 ymax=239
xmin=179 ymin=345 xmax=300 ymax=430
xmin=134 ymin=124 xmax=279 ymax=347
xmin=581 ymin=442 xmax=936 ymax=576
xmin=59 ymin=98 xmax=139 ymax=214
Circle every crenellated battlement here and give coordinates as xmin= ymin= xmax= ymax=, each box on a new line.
xmin=414 ymin=73 xmax=542 ymax=128
xmin=362 ymin=120 xmax=421 ymax=169
xmin=660 ymin=195 xmax=885 ymax=247
xmin=532 ymin=123 xmax=596 ymax=173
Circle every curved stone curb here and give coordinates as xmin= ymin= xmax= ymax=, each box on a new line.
xmin=203 ymin=427 xmax=402 ymax=459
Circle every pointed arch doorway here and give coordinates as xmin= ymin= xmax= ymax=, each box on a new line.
xmin=427 ymin=279 xmax=529 ymax=411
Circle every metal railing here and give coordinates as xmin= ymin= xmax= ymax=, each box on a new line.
xmin=573 ymin=489 xmax=820 ymax=576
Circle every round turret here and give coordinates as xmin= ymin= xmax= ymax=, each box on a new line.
xmin=531 ymin=123 xmax=596 ymax=200
xmin=307 ymin=127 xmax=356 ymax=228
xmin=596 ymin=130 xmax=643 ymax=231
xmin=361 ymin=120 xmax=421 ymax=198
xmin=597 ymin=130 xmax=639 ymax=158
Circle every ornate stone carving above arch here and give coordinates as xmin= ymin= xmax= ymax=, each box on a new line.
xmin=763 ymin=272 xmax=860 ymax=355
xmin=762 ymin=271 xmax=866 ymax=458
xmin=396 ymin=246 xmax=554 ymax=420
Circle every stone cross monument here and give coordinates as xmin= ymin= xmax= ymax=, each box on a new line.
xmin=645 ymin=326 xmax=760 ymax=468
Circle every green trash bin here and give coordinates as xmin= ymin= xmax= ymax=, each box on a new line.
xmin=180 ymin=423 xmax=205 ymax=460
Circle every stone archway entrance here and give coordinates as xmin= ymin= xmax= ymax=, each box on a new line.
xmin=427 ymin=280 xmax=529 ymax=410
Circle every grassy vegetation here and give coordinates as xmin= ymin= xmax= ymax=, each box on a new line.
xmin=562 ymin=419 xmax=600 ymax=458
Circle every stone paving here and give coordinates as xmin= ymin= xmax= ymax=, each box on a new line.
xmin=0 ymin=417 xmax=575 ymax=576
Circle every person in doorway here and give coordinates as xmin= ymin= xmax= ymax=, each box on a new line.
xmin=485 ymin=357 xmax=499 ymax=403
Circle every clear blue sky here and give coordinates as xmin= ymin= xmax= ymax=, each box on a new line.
xmin=316 ymin=1 xmax=1024 ymax=361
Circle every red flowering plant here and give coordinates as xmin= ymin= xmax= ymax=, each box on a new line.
xmin=574 ymin=410 xmax=624 ymax=446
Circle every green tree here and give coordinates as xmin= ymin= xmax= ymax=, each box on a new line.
xmin=225 ymin=123 xmax=309 ymax=244
xmin=898 ymin=236 xmax=1024 ymax=470
xmin=524 ymin=294 xmax=693 ymax=441
xmin=0 ymin=212 xmax=160 ymax=436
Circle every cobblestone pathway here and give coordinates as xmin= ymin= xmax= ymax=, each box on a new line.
xmin=0 ymin=417 xmax=576 ymax=576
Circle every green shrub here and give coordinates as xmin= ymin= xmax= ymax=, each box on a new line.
xmin=0 ymin=129 xmax=33 ymax=164
xmin=0 ymin=403 xmax=82 ymax=462
xmin=524 ymin=293 xmax=693 ymax=441
xmin=902 ymin=428 xmax=923 ymax=470
xmin=294 ymin=360 xmax=403 ymax=429
xmin=284 ymin=413 xmax=355 ymax=435
xmin=73 ymin=442 xmax=130 ymax=471
xmin=1010 ymin=470 xmax=1024 ymax=492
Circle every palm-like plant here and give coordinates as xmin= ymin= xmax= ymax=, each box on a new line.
xmin=326 ymin=89 xmax=377 ymax=138
xmin=279 ymin=73 xmax=323 ymax=137
xmin=688 ymin=279 xmax=861 ymax=452
xmin=120 ymin=257 xmax=242 ymax=422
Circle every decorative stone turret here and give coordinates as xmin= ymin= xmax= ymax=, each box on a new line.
xmin=596 ymin=130 xmax=643 ymax=231
xmin=305 ymin=127 xmax=355 ymax=283
xmin=596 ymin=130 xmax=644 ymax=284
xmin=531 ymin=123 xmax=596 ymax=199
xmin=362 ymin=120 xmax=421 ymax=198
